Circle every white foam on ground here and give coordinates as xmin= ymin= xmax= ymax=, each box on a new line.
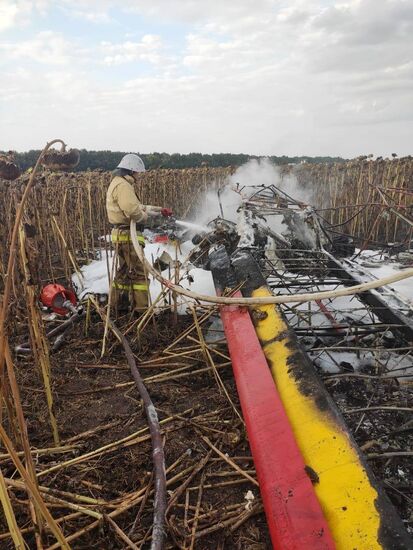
xmin=347 ymin=250 xmax=413 ymax=306
xmin=72 ymin=240 xmax=215 ymax=315
xmin=311 ymin=349 xmax=413 ymax=379
xmin=362 ymin=264 xmax=413 ymax=304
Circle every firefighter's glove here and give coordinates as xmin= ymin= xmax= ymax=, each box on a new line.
xmin=161 ymin=208 xmax=173 ymax=218
xmin=145 ymin=205 xmax=163 ymax=218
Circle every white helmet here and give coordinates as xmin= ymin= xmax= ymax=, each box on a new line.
xmin=117 ymin=153 xmax=145 ymax=172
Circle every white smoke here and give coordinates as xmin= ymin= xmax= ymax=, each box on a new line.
xmin=193 ymin=177 xmax=242 ymax=226
xmin=192 ymin=158 xmax=315 ymax=235
xmin=229 ymin=158 xmax=314 ymax=205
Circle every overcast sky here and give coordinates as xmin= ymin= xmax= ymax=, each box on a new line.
xmin=1 ymin=0 xmax=412 ymax=156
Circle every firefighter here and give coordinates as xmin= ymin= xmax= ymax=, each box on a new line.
xmin=106 ymin=153 xmax=172 ymax=313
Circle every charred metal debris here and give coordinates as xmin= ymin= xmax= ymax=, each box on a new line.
xmin=188 ymin=183 xmax=413 ymax=535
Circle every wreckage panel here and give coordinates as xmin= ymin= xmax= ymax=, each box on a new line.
xmin=251 ymin=286 xmax=411 ymax=549
xmin=228 ymin=250 xmax=411 ymax=549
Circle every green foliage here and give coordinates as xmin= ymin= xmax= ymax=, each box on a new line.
xmin=2 ymin=149 xmax=345 ymax=172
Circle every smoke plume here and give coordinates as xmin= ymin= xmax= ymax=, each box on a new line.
xmin=192 ymin=158 xmax=315 ymax=232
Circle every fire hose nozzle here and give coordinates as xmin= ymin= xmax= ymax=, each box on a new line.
xmin=62 ymin=299 xmax=83 ymax=316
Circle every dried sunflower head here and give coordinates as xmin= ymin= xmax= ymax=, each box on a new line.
xmin=42 ymin=145 xmax=80 ymax=171
xmin=0 ymin=151 xmax=21 ymax=181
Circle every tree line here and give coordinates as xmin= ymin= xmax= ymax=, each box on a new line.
xmin=3 ymin=149 xmax=345 ymax=172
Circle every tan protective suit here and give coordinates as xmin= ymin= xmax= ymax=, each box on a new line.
xmin=106 ymin=174 xmax=160 ymax=313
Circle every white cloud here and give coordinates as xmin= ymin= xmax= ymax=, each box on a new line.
xmin=70 ymin=9 xmax=112 ymax=24
xmin=0 ymin=1 xmax=20 ymax=31
xmin=101 ymin=34 xmax=163 ymax=65
xmin=0 ymin=0 xmax=412 ymax=156
xmin=0 ymin=31 xmax=82 ymax=65
xmin=123 ymin=0 xmax=275 ymax=24
xmin=0 ymin=0 xmax=40 ymax=31
xmin=0 ymin=0 xmax=50 ymax=32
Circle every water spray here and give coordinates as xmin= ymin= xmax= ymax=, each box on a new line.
xmin=174 ymin=219 xmax=209 ymax=234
